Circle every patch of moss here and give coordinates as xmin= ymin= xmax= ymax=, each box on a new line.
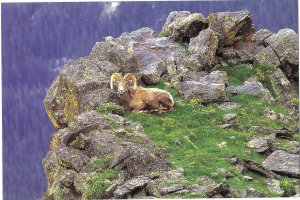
xmin=86 ymin=155 xmax=113 ymax=172
xmin=97 ymin=103 xmax=125 ymax=115
xmin=82 ymin=169 xmax=119 ymax=200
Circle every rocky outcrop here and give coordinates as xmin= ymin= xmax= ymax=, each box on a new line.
xmin=41 ymin=9 xmax=299 ymax=199
xmin=41 ymin=111 xmax=170 ymax=199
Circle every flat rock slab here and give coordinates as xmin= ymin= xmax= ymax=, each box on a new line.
xmin=218 ymin=102 xmax=241 ymax=110
xmin=262 ymin=150 xmax=300 ymax=178
xmin=247 ymin=136 xmax=272 ymax=153
xmin=113 ymin=176 xmax=151 ymax=198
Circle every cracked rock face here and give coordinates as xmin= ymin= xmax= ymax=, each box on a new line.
xmin=208 ymin=10 xmax=255 ymax=47
xmin=247 ymin=136 xmax=272 ymax=153
xmin=163 ymin=11 xmax=208 ymax=41
xmin=262 ymin=150 xmax=300 ymax=178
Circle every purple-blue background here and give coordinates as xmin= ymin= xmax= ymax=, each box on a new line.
xmin=2 ymin=1 xmax=298 ymax=199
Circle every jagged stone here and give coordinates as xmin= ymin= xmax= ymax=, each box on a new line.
xmin=265 ymin=28 xmax=299 ymax=79
xmin=206 ymin=183 xmax=231 ymax=197
xmin=188 ymin=28 xmax=218 ymax=71
xmin=161 ymin=184 xmax=185 ymax=195
xmin=241 ymin=159 xmax=281 ymax=179
xmin=266 ymin=178 xmax=284 ymax=196
xmin=262 ymin=150 xmax=300 ymax=178
xmin=217 ymin=168 xmax=234 ymax=178
xmin=44 ymin=59 xmax=119 ymax=128
xmin=254 ymin=46 xmax=281 ymax=68
xmin=254 ymin=29 xmax=273 ymax=46
xmin=247 ymin=136 xmax=272 ymax=153
xmin=208 ymin=10 xmax=255 ymax=47
xmin=113 ymin=176 xmax=151 ymax=198
xmin=163 ymin=11 xmax=208 ymax=41
xmin=55 ymin=147 xmax=90 ymax=172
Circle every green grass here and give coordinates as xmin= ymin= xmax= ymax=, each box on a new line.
xmin=219 ymin=65 xmax=277 ymax=97
xmin=124 ymin=79 xmax=293 ymax=197
xmin=160 ymin=30 xmax=171 ymax=37
xmin=85 ymin=155 xmax=113 ymax=172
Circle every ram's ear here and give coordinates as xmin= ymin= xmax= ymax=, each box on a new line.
xmin=110 ymin=73 xmax=122 ymax=89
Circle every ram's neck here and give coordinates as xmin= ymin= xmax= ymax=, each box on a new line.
xmin=120 ymin=89 xmax=135 ymax=109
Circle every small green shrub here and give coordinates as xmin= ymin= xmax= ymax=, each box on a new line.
xmin=97 ymin=103 xmax=125 ymax=115
xmin=280 ymin=177 xmax=296 ymax=196
xmin=160 ymin=30 xmax=171 ymax=37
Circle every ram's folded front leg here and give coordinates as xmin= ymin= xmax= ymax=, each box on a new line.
xmin=129 ymin=100 xmax=147 ymax=112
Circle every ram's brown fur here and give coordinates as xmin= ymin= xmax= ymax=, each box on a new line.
xmin=111 ymin=73 xmax=174 ymax=112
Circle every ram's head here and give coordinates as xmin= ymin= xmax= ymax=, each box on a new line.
xmin=110 ymin=73 xmax=137 ymax=95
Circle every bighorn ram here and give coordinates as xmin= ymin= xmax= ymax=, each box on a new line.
xmin=110 ymin=73 xmax=174 ymax=112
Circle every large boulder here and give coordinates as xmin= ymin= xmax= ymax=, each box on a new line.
xmin=44 ymin=58 xmax=119 ymax=128
xmin=254 ymin=46 xmax=281 ymax=69
xmin=208 ymin=10 xmax=255 ymax=47
xmin=188 ymin=28 xmax=219 ymax=71
xmin=162 ymin=11 xmax=208 ymax=41
xmin=262 ymin=150 xmax=300 ymax=178
xmin=265 ymin=28 xmax=299 ymax=79
xmin=179 ymin=70 xmax=228 ymax=102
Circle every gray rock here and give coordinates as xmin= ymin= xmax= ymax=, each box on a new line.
xmin=218 ymin=102 xmax=241 ymax=110
xmin=208 ymin=10 xmax=255 ymax=47
xmin=254 ymin=46 xmax=281 ymax=69
xmin=163 ymin=12 xmax=208 ymax=41
xmin=224 ymin=113 xmax=237 ymax=121
xmin=247 ymin=136 xmax=272 ymax=153
xmin=161 ymin=184 xmax=185 ymax=195
xmin=107 ymin=113 xmax=125 ymax=125
xmin=175 ymin=138 xmax=183 ymax=146
xmin=254 ymin=29 xmax=273 ymax=46
xmin=217 ymin=168 xmax=234 ymax=178
xmin=242 ymin=159 xmax=281 ymax=179
xmin=188 ymin=28 xmax=218 ymax=71
xmin=262 ymin=150 xmax=300 ymax=178
xmin=44 ymin=59 xmax=119 ymax=128
xmin=220 ymin=46 xmax=238 ymax=59
xmin=236 ymin=188 xmax=268 ymax=198
xmin=54 ymin=147 xmax=90 ymax=172
xmin=180 ymin=70 xmax=228 ymax=102
xmin=269 ymin=68 xmax=298 ymax=108
xmin=140 ymin=62 xmax=163 ymax=84
xmin=59 ymin=169 xmax=77 ymax=188
xmin=206 ymin=183 xmax=231 ymax=197
xmin=113 ymin=176 xmax=151 ymax=198
xmin=265 ymin=28 xmax=299 ymax=78
xmin=226 ymin=79 xmax=265 ymax=96
xmin=162 ymin=11 xmax=191 ymax=31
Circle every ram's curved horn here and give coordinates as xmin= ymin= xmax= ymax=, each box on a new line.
xmin=123 ymin=73 xmax=137 ymax=90
xmin=110 ymin=73 xmax=122 ymax=89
